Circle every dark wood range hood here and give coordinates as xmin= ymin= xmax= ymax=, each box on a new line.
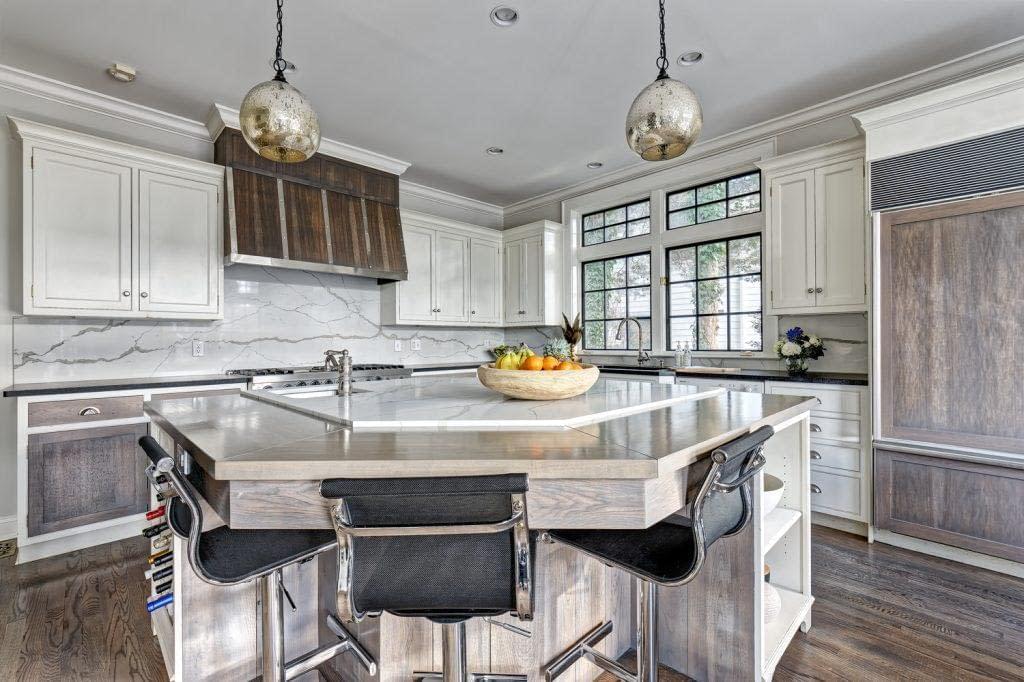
xmin=214 ymin=128 xmax=407 ymax=282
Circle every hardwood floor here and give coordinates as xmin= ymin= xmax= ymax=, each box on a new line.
xmin=2 ymin=527 xmax=1023 ymax=681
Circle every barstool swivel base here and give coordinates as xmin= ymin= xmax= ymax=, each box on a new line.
xmin=414 ymin=622 xmax=527 ymax=682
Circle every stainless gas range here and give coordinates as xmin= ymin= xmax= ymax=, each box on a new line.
xmin=227 ymin=363 xmax=412 ymax=391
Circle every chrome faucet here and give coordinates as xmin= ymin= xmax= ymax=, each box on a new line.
xmin=616 ymin=318 xmax=650 ymax=366
xmin=324 ymin=349 xmax=353 ymax=396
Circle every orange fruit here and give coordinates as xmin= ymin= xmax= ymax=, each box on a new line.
xmin=542 ymin=356 xmax=560 ymax=370
xmin=520 ymin=355 xmax=544 ymax=371
xmin=556 ymin=361 xmax=575 ymax=371
xmin=572 ymin=362 xmax=584 ymax=370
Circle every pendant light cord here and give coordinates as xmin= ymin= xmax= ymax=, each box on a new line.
xmin=656 ymin=0 xmax=669 ymax=79
xmin=273 ymin=0 xmax=288 ymax=81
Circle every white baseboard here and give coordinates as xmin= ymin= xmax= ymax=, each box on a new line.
xmin=874 ymin=529 xmax=1024 ymax=580
xmin=0 ymin=515 xmax=16 ymax=541
xmin=811 ymin=511 xmax=869 ymax=537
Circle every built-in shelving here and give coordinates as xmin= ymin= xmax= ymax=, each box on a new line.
xmin=763 ymin=586 xmax=815 ymax=677
xmin=763 ymin=507 xmax=802 ymax=553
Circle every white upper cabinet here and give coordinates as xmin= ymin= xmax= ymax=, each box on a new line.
xmin=396 ymin=225 xmax=436 ymax=321
xmin=13 ymin=118 xmax=224 ymax=320
xmin=503 ymin=221 xmax=564 ymax=328
xmin=433 ymin=231 xmax=469 ymax=323
xmin=503 ymin=239 xmax=523 ymax=321
xmin=759 ymin=139 xmax=867 ymax=315
xmin=470 ymin=238 xmax=502 ymax=325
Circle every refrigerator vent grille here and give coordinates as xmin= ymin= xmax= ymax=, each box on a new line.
xmin=871 ymin=126 xmax=1024 ymax=211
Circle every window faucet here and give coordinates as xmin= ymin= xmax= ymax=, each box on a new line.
xmin=324 ymin=349 xmax=353 ymax=396
xmin=615 ymin=318 xmax=650 ymax=365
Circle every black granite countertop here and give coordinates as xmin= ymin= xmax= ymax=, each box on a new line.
xmin=3 ymin=373 xmax=248 ymax=397
xmin=673 ymin=368 xmax=868 ymax=386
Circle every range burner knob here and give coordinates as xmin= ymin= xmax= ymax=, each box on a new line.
xmin=296 ymin=381 xmax=307 ymax=387
xmin=310 ymin=380 xmax=321 ymax=385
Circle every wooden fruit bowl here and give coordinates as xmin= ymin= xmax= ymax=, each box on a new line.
xmin=477 ymin=363 xmax=600 ymax=400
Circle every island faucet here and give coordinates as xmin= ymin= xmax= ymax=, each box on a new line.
xmin=324 ymin=349 xmax=353 ymax=396
xmin=616 ymin=318 xmax=650 ymax=366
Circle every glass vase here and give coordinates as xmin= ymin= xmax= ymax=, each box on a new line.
xmin=784 ymin=357 xmax=809 ymax=376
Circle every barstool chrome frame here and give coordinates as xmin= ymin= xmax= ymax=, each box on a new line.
xmin=140 ymin=439 xmax=377 ymax=682
xmin=328 ymin=490 xmax=533 ymax=682
xmin=541 ymin=439 xmax=768 ymax=682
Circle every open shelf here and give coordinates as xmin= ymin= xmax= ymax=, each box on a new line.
xmin=762 ymin=507 xmax=801 ymax=554
xmin=152 ymin=606 xmax=175 ymax=678
xmin=762 ymin=586 xmax=814 ymax=678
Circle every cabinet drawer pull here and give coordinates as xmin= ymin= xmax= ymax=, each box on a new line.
xmin=810 ymin=450 xmax=822 ymax=460
xmin=79 ymin=406 xmax=102 ymax=416
xmin=122 ymin=290 xmax=131 ymax=297
xmin=809 ymin=423 xmax=822 ymax=432
xmin=810 ymin=484 xmax=822 ymax=494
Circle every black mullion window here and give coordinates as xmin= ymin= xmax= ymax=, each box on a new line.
xmin=582 ymin=199 xmax=651 ymax=246
xmin=667 ymin=171 xmax=761 ymax=230
xmin=581 ymin=252 xmax=652 ymax=351
xmin=665 ymin=234 xmax=762 ymax=351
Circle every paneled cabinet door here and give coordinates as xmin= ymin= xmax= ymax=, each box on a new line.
xmin=503 ymin=239 xmax=523 ymax=321
xmin=398 ymin=226 xmax=436 ymax=321
xmin=814 ymin=159 xmax=866 ymax=308
xmin=30 ymin=148 xmax=133 ymax=312
xmin=138 ymin=170 xmax=220 ymax=315
xmin=470 ymin=239 xmax=501 ymax=324
xmin=520 ymin=235 xmax=544 ymax=323
xmin=26 ymin=423 xmax=149 ymax=537
xmin=769 ymin=170 xmax=816 ymax=311
xmin=434 ymin=231 xmax=470 ymax=323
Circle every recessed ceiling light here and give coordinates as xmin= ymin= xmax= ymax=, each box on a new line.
xmin=490 ymin=6 xmax=519 ymax=27
xmin=486 ymin=146 xmax=504 ymax=156
xmin=586 ymin=162 xmax=603 ymax=169
xmin=677 ymin=50 xmax=704 ymax=66
xmin=107 ymin=63 xmax=136 ymax=83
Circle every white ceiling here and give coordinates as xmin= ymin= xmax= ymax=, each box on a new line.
xmin=1 ymin=1 xmax=1022 ymax=205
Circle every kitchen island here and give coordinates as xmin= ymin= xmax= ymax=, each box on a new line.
xmin=144 ymin=375 xmax=815 ymax=681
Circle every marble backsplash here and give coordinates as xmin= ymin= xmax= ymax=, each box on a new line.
xmin=12 ymin=265 xmax=506 ymax=383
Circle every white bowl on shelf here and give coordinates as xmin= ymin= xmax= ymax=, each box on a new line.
xmin=762 ymin=474 xmax=785 ymax=517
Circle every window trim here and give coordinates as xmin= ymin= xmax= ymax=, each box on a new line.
xmin=664 ymin=233 xmax=764 ymax=352
xmin=580 ymin=250 xmax=653 ymax=351
xmin=666 ymin=171 xmax=762 ymax=230
xmin=581 ymin=198 xmax=652 ymax=247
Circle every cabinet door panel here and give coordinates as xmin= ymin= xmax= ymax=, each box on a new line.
xmin=138 ymin=170 xmax=220 ymax=314
xmin=398 ymin=227 xmax=436 ymax=321
xmin=282 ymin=180 xmax=330 ymax=264
xmin=434 ymin=232 xmax=469 ymax=322
xmin=769 ymin=170 xmax=816 ymax=310
xmin=520 ymin=236 xmax=543 ymax=323
xmin=230 ymin=169 xmax=284 ymax=259
xmin=503 ymin=240 xmax=523 ymax=321
xmin=325 ymin=190 xmax=369 ymax=269
xmin=470 ymin=239 xmax=502 ymax=325
xmin=27 ymin=423 xmax=149 ymax=537
xmin=815 ymin=159 xmax=865 ymax=308
xmin=31 ymin=148 xmax=133 ymax=311
xmin=365 ymin=199 xmax=407 ymax=275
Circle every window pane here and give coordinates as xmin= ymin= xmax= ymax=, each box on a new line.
xmin=728 ymin=275 xmax=761 ymax=313
xmin=728 ymin=173 xmax=760 ymax=196
xmin=728 ymin=194 xmax=761 ymax=216
xmin=605 ymin=289 xmax=626 ymax=318
xmin=605 ymin=223 xmax=626 ymax=241
xmin=628 ymin=201 xmax=650 ymax=219
xmin=668 ymin=209 xmax=696 ymax=229
xmin=584 ymin=321 xmax=604 ymax=349
xmin=669 ymin=282 xmax=696 ymax=316
xmin=583 ymin=213 xmax=604 ymax=230
xmin=628 ymin=287 xmax=651 ymax=317
xmin=698 ymin=315 xmax=728 ymax=350
xmin=728 ymin=236 xmax=761 ymax=275
xmin=668 ymin=247 xmax=696 ymax=281
xmin=626 ymin=318 xmax=652 ymax=350
xmin=583 ymin=229 xmax=604 ymax=246
xmin=584 ymin=291 xmax=604 ymax=319
xmin=605 ymin=321 xmax=626 ymax=349
xmin=605 ymin=258 xmax=626 ymax=288
xmin=698 ymin=279 xmax=727 ymax=314
xmin=627 ymin=254 xmax=651 ymax=285
xmin=627 ymin=218 xmax=651 ymax=237
xmin=697 ymin=182 xmax=726 ymax=204
xmin=697 ymin=201 xmax=727 ymax=223
xmin=605 ymin=207 xmax=626 ymax=225
xmin=730 ymin=313 xmax=762 ymax=351
xmin=697 ymin=242 xmax=727 ymax=278
xmin=584 ymin=262 xmax=605 ymax=290
xmin=669 ymin=317 xmax=696 ymax=351
xmin=668 ymin=189 xmax=695 ymax=210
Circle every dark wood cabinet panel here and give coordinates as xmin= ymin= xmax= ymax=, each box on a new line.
xmin=875 ymin=447 xmax=1024 ymax=562
xmin=321 ymin=159 xmax=365 ymax=197
xmin=27 ymin=423 xmax=149 ymax=537
xmin=325 ymin=191 xmax=369 ymax=269
xmin=364 ymin=199 xmax=406 ymax=274
xmin=215 ymin=129 xmax=322 ymax=185
xmin=282 ymin=181 xmax=330 ymax=264
xmin=230 ymin=169 xmax=284 ymax=259
xmin=363 ymin=171 xmax=398 ymax=205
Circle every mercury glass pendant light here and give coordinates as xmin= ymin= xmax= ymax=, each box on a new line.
xmin=625 ymin=0 xmax=703 ymax=161
xmin=239 ymin=0 xmax=320 ymax=162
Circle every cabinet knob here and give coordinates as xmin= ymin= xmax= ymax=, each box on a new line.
xmin=122 ymin=290 xmax=131 ymax=297
xmin=815 ymin=287 xmax=823 ymax=293
xmin=810 ymin=450 xmax=822 ymax=460
xmin=810 ymin=423 xmax=822 ymax=432
xmin=140 ymin=292 xmax=149 ymax=298
xmin=471 ymin=310 xmax=476 ymax=315
xmin=810 ymin=484 xmax=822 ymax=494
xmin=806 ymin=288 xmax=814 ymax=294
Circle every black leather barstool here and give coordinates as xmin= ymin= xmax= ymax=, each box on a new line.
xmin=542 ymin=425 xmax=773 ymax=682
xmin=138 ymin=436 xmax=376 ymax=682
xmin=320 ymin=474 xmax=534 ymax=682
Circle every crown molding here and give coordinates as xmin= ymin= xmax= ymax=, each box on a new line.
xmin=207 ymin=103 xmax=411 ymax=176
xmin=503 ymin=35 xmax=1024 ymax=221
xmin=399 ymin=179 xmax=503 ymax=220
xmin=400 ymin=208 xmax=503 ymax=239
xmin=0 ymin=63 xmax=210 ymax=140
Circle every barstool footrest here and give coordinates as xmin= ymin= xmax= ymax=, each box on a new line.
xmin=414 ymin=674 xmax=527 ymax=681
xmin=543 ymin=620 xmax=623 ymax=682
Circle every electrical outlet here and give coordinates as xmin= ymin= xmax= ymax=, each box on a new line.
xmin=394 ymin=340 xmax=402 ymax=352
xmin=192 ymin=340 xmax=205 ymax=357
xmin=411 ymin=339 xmax=422 ymax=351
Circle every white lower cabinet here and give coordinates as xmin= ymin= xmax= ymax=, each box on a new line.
xmin=675 ymin=376 xmax=764 ymax=393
